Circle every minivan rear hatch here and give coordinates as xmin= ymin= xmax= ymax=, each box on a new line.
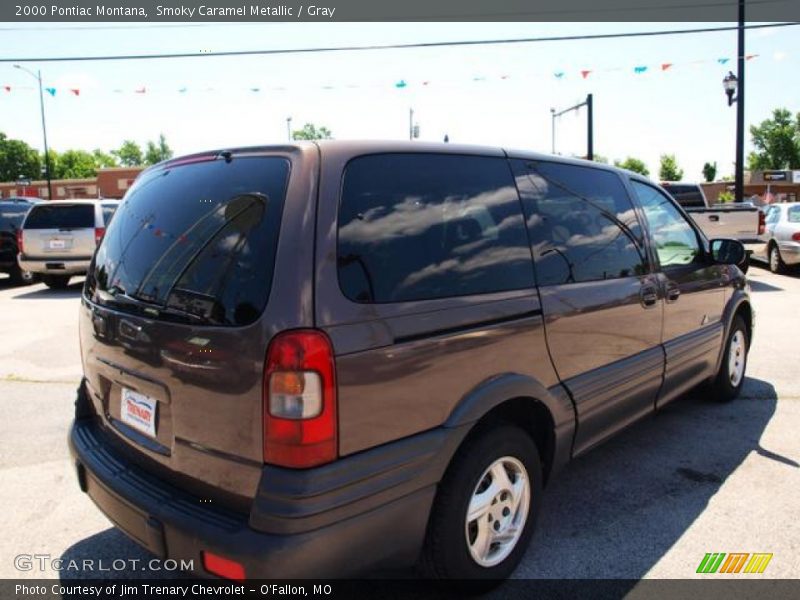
xmin=80 ymin=153 xmax=291 ymax=509
xmin=23 ymin=203 xmax=96 ymax=258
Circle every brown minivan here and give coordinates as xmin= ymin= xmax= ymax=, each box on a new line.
xmin=69 ymin=141 xmax=753 ymax=583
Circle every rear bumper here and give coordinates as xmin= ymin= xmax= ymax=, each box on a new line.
xmin=19 ymin=255 xmax=91 ymax=275
xmin=69 ymin=410 xmax=468 ymax=579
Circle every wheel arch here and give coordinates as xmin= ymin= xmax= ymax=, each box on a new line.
xmin=443 ymin=373 xmax=575 ymax=486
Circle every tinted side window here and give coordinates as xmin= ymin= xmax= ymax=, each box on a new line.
xmin=631 ymin=181 xmax=702 ymax=268
xmin=101 ymin=204 xmax=118 ymax=225
xmin=338 ymin=154 xmax=534 ymax=303
xmin=511 ymin=160 xmax=647 ymax=286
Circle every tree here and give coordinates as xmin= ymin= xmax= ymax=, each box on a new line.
xmin=112 ymin=140 xmax=144 ymax=167
xmin=614 ymin=157 xmax=649 ymax=176
xmin=144 ymin=133 xmax=173 ymax=165
xmin=747 ymin=108 xmax=800 ymax=170
xmin=0 ymin=132 xmax=41 ymax=182
xmin=702 ymin=161 xmax=718 ymax=182
xmin=92 ymin=148 xmax=118 ymax=169
xmin=592 ymin=154 xmax=609 ymax=164
xmin=54 ymin=150 xmax=97 ymax=179
xmin=291 ymin=123 xmax=333 ymax=140
xmin=659 ymin=154 xmax=684 ymax=181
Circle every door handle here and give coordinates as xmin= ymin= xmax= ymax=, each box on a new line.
xmin=639 ymin=285 xmax=658 ymax=308
xmin=666 ymin=284 xmax=681 ymax=303
xmin=708 ymin=215 xmax=720 ymax=222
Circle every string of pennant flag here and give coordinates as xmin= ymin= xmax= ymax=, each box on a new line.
xmin=0 ymin=54 xmax=768 ymax=96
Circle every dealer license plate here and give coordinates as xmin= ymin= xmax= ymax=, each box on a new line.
xmin=120 ymin=388 xmax=157 ymax=438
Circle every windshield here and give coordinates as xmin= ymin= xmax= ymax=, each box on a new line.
xmin=86 ymin=155 xmax=290 ymax=326
xmin=25 ymin=204 xmax=95 ymax=229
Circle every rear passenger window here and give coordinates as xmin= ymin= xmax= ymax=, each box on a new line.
xmin=511 ymin=160 xmax=647 ymax=286
xmin=338 ymin=154 xmax=534 ymax=303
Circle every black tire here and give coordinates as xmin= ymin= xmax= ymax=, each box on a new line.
xmin=8 ymin=264 xmax=36 ymax=286
xmin=419 ymin=424 xmax=542 ymax=588
xmin=42 ymin=274 xmax=71 ymax=289
xmin=709 ymin=315 xmax=748 ymax=403
xmin=768 ymin=243 xmax=786 ymax=274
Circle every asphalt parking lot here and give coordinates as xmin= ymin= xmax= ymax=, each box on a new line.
xmin=0 ymin=267 xmax=798 ymax=581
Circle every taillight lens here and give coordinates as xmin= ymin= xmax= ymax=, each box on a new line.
xmin=94 ymin=227 xmax=105 ymax=245
xmin=201 ymin=551 xmax=245 ymax=581
xmin=792 ymin=232 xmax=800 ymax=242
xmin=758 ymin=211 xmax=766 ymax=236
xmin=16 ymin=229 xmax=23 ymax=254
xmin=263 ymin=330 xmax=337 ymax=468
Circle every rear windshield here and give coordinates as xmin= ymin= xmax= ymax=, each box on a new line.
xmin=662 ymin=185 xmax=705 ymax=208
xmin=788 ymin=206 xmax=800 ymax=223
xmin=24 ymin=204 xmax=95 ymax=229
xmin=86 ymin=156 xmax=290 ymax=326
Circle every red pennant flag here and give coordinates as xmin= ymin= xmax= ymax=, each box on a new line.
xmin=70 ymin=88 xmax=80 ymax=96
xmin=135 ymin=86 xmax=146 ymax=94
xmin=3 ymin=85 xmax=10 ymax=92
xmin=581 ymin=70 xmax=592 ymax=79
xmin=745 ymin=54 xmax=758 ymax=61
xmin=661 ymin=63 xmax=673 ymax=71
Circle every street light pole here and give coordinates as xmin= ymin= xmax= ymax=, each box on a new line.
xmin=286 ymin=117 xmax=293 ymax=141
xmin=409 ymin=108 xmax=414 ymax=141
xmin=551 ymin=93 xmax=594 ymax=160
xmin=734 ymin=0 xmax=745 ymax=203
xmin=550 ymin=108 xmax=556 ymax=154
xmin=14 ymin=65 xmax=52 ymax=200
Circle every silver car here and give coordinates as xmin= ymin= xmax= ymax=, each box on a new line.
xmin=17 ymin=200 xmax=120 ymax=289
xmin=752 ymin=202 xmax=800 ymax=274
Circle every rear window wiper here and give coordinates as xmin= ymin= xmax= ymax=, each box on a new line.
xmin=104 ymin=289 xmax=212 ymax=325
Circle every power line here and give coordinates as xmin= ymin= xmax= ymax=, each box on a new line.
xmin=2 ymin=22 xmax=798 ymax=64
xmin=0 ymin=0 xmax=794 ymax=30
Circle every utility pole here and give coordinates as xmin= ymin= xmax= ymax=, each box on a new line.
xmin=286 ymin=117 xmax=292 ymax=141
xmin=551 ymin=94 xmax=594 ymax=160
xmin=735 ymin=0 xmax=745 ymax=202
xmin=550 ymin=108 xmax=556 ymax=154
xmin=14 ymin=65 xmax=52 ymax=200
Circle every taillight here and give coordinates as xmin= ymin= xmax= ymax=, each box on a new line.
xmin=758 ymin=211 xmax=766 ymax=236
xmin=201 ymin=551 xmax=245 ymax=581
xmin=16 ymin=229 xmax=23 ymax=254
xmin=94 ymin=227 xmax=105 ymax=245
xmin=792 ymin=232 xmax=800 ymax=242
xmin=263 ymin=329 xmax=337 ymax=468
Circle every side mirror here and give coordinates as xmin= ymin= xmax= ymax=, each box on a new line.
xmin=710 ymin=238 xmax=746 ymax=267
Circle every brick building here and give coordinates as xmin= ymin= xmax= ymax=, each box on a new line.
xmin=0 ymin=166 xmax=144 ymax=200
xmin=701 ymin=170 xmax=800 ymax=204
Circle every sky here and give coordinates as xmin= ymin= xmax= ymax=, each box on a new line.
xmin=0 ymin=21 xmax=798 ymax=181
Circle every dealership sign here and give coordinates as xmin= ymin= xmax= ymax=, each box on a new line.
xmin=763 ymin=171 xmax=789 ymax=182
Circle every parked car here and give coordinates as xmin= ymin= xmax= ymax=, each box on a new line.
xmin=69 ymin=143 xmax=752 ymax=584
xmin=0 ymin=197 xmax=41 ymax=285
xmin=17 ymin=199 xmax=120 ymax=289
xmin=661 ymin=182 xmax=764 ymax=252
xmin=750 ymin=202 xmax=800 ymax=273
